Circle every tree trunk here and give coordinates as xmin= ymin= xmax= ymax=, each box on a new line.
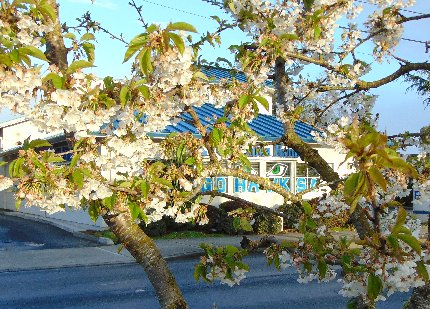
xmin=103 ymin=211 xmax=188 ymax=309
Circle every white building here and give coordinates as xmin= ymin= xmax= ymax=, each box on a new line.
xmin=0 ymin=67 xmax=354 ymax=227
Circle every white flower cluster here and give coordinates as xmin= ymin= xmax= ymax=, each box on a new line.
xmin=0 ymin=66 xmax=42 ymax=115
xmin=206 ymin=265 xmax=248 ymax=287
xmin=31 ymin=73 xmax=118 ymax=138
xmin=101 ymin=136 xmax=161 ymax=177
xmin=366 ymin=9 xmax=404 ymax=61
xmin=312 ymin=194 xmax=349 ymax=219
xmin=79 ymin=178 xmax=113 ymax=201
xmin=151 ymin=45 xmax=194 ymax=92
xmin=1 ymin=13 xmax=54 ymax=48
xmin=16 ymin=179 xmax=81 ymax=214
xmin=278 ymin=250 xmax=292 ymax=269
xmin=339 ymin=246 xmax=429 ymax=302
xmin=0 ymin=176 xmax=14 ymax=192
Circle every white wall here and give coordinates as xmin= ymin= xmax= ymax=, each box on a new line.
xmin=0 ymin=118 xmax=62 ymax=151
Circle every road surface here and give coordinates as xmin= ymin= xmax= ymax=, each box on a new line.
xmin=0 ymin=255 xmax=410 ymax=309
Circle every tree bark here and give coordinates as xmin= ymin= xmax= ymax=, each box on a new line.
xmin=45 ymin=0 xmax=68 ymax=71
xmin=103 ymin=211 xmax=188 ymax=309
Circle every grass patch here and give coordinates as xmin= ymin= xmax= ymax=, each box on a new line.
xmin=155 ymin=231 xmax=226 ymax=240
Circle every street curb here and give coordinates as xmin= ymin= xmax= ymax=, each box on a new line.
xmin=0 ymin=261 xmax=136 ymax=273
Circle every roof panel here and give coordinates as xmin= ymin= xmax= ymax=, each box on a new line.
xmin=162 ymin=103 xmax=318 ymax=143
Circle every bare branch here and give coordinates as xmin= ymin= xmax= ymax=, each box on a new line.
xmin=129 ymin=0 xmax=149 ymax=29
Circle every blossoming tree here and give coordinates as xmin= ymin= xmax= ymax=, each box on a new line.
xmin=0 ymin=0 xmax=429 ymax=308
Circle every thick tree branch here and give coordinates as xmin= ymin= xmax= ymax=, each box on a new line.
xmin=45 ymin=0 xmax=68 ymax=71
xmin=102 ymin=210 xmax=188 ymax=309
xmin=210 ymin=165 xmax=297 ymax=201
xmin=197 ymin=190 xmax=290 ymax=220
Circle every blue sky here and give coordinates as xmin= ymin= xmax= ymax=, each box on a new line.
xmin=1 ymin=0 xmax=429 ymax=134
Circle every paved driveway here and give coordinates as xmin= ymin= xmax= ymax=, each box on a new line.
xmin=0 ymin=211 xmax=96 ymax=251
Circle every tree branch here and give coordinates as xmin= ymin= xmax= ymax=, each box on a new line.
xmin=197 ymin=190 xmax=290 ymax=219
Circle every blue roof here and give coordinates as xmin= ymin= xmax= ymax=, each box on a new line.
xmin=149 ymin=103 xmax=319 ymax=143
xmin=201 ymin=66 xmax=273 ymax=87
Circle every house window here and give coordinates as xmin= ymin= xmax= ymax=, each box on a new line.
xmin=296 ymin=163 xmax=324 ymax=193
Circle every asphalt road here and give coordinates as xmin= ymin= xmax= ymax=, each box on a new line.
xmin=0 ymin=255 xmax=410 ymax=309
xmin=0 ymin=213 xmax=95 ymax=251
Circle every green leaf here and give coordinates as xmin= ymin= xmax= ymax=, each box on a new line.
xmin=318 ymin=259 xmax=328 ymax=279
xmin=9 ymin=157 xmax=25 ymax=178
xmin=119 ymin=86 xmax=130 ymax=107
xmin=215 ymin=116 xmax=229 ymax=124
xmin=28 ymin=139 xmax=51 ymax=149
xmin=368 ymin=166 xmax=387 ymax=191
xmin=129 ymin=202 xmax=145 ymax=221
xmin=416 ymin=261 xmax=429 ymax=283
xmin=305 ymin=218 xmax=317 ymax=229
xmin=302 ymin=201 xmax=313 ymax=215
xmin=135 ymin=83 xmax=149 ymax=99
xmin=254 ymin=95 xmax=269 ymax=111
xmin=386 ymin=235 xmax=399 ymax=250
xmin=153 ymin=177 xmax=173 ymax=189
xmin=15 ymin=198 xmax=23 ymax=210
xmin=167 ymin=22 xmax=197 ymax=33
xmin=102 ymin=195 xmax=115 ymax=211
xmin=140 ymin=180 xmax=150 ymax=199
xmin=228 ymin=1 xmax=236 ymax=14
xmin=39 ymin=1 xmax=57 ymax=21
xmin=304 ymin=0 xmax=315 ymax=10
xmin=47 ymin=156 xmax=65 ymax=163
xmin=19 ymin=46 xmax=48 ymax=62
xmin=139 ymin=48 xmax=153 ymax=76
xmin=31 ymin=156 xmax=45 ymax=172
xmin=72 ymin=169 xmax=84 ymax=189
xmin=119 ymin=181 xmax=133 ymax=188
xmin=238 ymin=94 xmax=251 ymax=109
xmin=0 ymin=54 xmax=13 ymax=67
xmin=80 ymin=33 xmax=95 ymax=41
xmin=43 ymin=72 xmax=64 ymax=89
xmin=184 ymin=157 xmax=196 ymax=165
xmin=193 ymin=71 xmax=209 ymax=81
xmin=210 ymin=127 xmax=223 ymax=145
xmin=63 ymin=32 xmax=76 ymax=40
xmin=82 ymin=42 xmax=95 ymax=63
xmin=344 ymin=172 xmax=359 ymax=197
xmin=391 ymin=225 xmax=412 ymax=235
xmin=124 ymin=33 xmax=147 ymax=63
xmin=194 ymin=263 xmax=206 ymax=281
xmin=313 ymin=25 xmax=321 ymax=39
xmin=169 ymin=32 xmax=185 ymax=54
xmin=279 ymin=33 xmax=299 ymax=41
xmin=394 ymin=207 xmax=407 ymax=228
xmin=66 ymin=60 xmax=94 ymax=75
xmin=88 ymin=203 xmax=100 ymax=223
xmin=347 ymin=299 xmax=358 ymax=309
xmin=238 ymin=153 xmax=251 ymax=170
xmin=397 ymin=233 xmax=422 ymax=254
xmin=367 ymin=273 xmax=382 ymax=301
